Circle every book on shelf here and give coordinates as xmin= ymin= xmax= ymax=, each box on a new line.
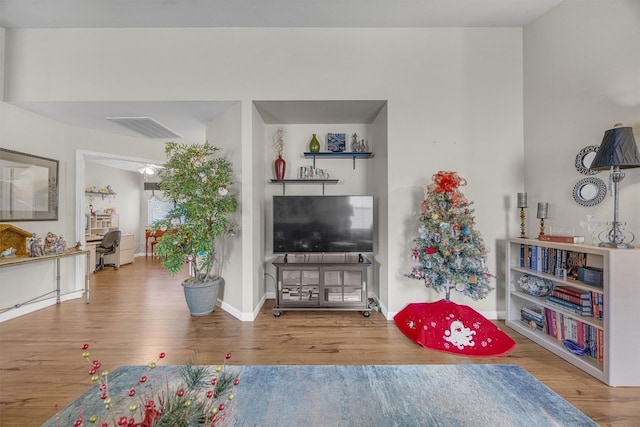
xmin=521 ymin=305 xmax=544 ymax=320
xmin=542 ymin=307 xmax=601 ymax=359
xmin=520 ymin=318 xmax=545 ymax=331
xmin=538 ymin=234 xmax=585 ymax=244
xmin=554 ymin=285 xmax=591 ymax=298
xmin=521 ymin=309 xmax=545 ymax=323
xmin=545 ymin=295 xmax=593 ymax=316
xmin=520 ymin=312 xmax=545 ymax=331
xmin=551 ymin=287 xmax=593 ymax=307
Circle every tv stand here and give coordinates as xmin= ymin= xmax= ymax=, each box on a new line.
xmin=272 ymin=254 xmax=372 ymax=317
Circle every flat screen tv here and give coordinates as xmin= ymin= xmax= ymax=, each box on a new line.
xmin=273 ymin=195 xmax=374 ymax=253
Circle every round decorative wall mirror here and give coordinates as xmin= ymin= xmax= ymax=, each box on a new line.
xmin=572 ymin=177 xmax=607 ymax=207
xmin=575 ymin=145 xmax=600 ymax=175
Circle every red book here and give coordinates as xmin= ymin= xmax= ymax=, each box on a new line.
xmin=554 ymin=285 xmax=590 ymax=299
xmin=538 ymin=234 xmax=585 ymax=244
xmin=551 ymin=289 xmax=591 ymax=306
xmin=598 ymin=328 xmax=605 ymax=363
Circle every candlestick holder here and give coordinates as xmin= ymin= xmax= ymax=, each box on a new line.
xmin=538 ymin=217 xmax=546 ymax=236
xmin=517 ymin=193 xmax=528 ymax=238
xmin=536 ymin=202 xmax=549 ymax=236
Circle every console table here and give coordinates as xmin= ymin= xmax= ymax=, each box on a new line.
xmin=272 ymin=254 xmax=371 ymax=317
xmin=0 ymin=250 xmax=92 ymax=312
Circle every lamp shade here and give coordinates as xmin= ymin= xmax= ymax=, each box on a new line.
xmin=590 ymin=126 xmax=640 ymax=170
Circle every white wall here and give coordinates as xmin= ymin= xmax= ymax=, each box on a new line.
xmin=205 ymin=102 xmax=246 ymax=316
xmin=0 ymin=28 xmax=5 ymax=100
xmin=524 ymin=0 xmax=640 ymax=244
xmin=3 ymin=27 xmax=525 ymax=319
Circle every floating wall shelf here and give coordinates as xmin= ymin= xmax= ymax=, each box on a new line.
xmin=303 ymin=152 xmax=373 ymax=169
xmin=270 ymin=179 xmax=338 ymax=196
xmin=85 ymin=191 xmax=117 ymax=200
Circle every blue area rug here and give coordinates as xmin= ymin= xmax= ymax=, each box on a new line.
xmin=43 ymin=364 xmax=597 ymax=426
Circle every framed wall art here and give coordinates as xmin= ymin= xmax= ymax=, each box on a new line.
xmin=572 ymin=176 xmax=606 ymax=207
xmin=327 ymin=133 xmax=346 ymax=152
xmin=575 ymin=145 xmax=600 ymax=175
xmin=0 ymin=148 xmax=59 ymax=221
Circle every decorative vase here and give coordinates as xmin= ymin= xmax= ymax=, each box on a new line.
xmin=182 ymin=276 xmax=224 ymax=316
xmin=275 ymin=155 xmax=286 ymax=180
xmin=309 ymin=134 xmax=320 ymax=153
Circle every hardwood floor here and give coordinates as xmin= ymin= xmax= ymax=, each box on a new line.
xmin=1 ymin=257 xmax=639 ymax=426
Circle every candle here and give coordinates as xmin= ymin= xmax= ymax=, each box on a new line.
xmin=537 ymin=202 xmax=549 ymax=219
xmin=517 ymin=192 xmax=527 ymax=208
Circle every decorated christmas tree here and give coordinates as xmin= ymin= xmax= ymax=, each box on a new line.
xmin=407 ymin=171 xmax=494 ymax=301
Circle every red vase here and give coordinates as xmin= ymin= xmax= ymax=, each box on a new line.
xmin=275 ymin=155 xmax=286 ymax=180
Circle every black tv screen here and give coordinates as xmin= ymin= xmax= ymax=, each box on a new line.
xmin=273 ymin=195 xmax=374 ymax=253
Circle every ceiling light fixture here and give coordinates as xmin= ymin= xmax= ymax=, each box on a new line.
xmin=138 ymin=165 xmax=156 ymax=175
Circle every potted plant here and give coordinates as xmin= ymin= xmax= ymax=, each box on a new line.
xmin=151 ymin=142 xmax=238 ymax=316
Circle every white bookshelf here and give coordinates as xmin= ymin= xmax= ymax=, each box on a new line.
xmin=505 ymin=238 xmax=640 ymax=386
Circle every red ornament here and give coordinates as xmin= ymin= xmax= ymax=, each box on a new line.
xmin=426 ymin=246 xmax=437 ymax=255
xmin=82 ymin=344 xmax=89 ymax=350
xmin=177 ymin=389 xmax=185 ymax=397
xmin=211 ymin=378 xmax=217 ymax=386
xmin=218 ymin=403 xmax=226 ymax=411
xmin=89 ymin=368 xmax=97 ymax=375
xmin=139 ymin=376 xmax=147 ymax=383
xmin=233 ymin=379 xmax=240 ymax=386
xmin=74 ymin=419 xmax=83 ymax=427
xmin=225 ymin=353 xmax=231 ymax=360
xmin=206 ymin=390 xmax=213 ymax=398
xmin=118 ymin=416 xmax=128 ymax=426
xmin=101 ymin=392 xmax=108 ymax=400
xmin=159 ymin=352 xmax=166 ymax=359
xmin=128 ymin=389 xmax=136 ymax=396
xmin=92 ymin=361 xmax=101 ymax=368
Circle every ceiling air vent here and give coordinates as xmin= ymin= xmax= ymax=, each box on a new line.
xmin=105 ymin=117 xmax=183 ymax=139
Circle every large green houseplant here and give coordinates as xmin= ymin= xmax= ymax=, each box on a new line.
xmin=151 ymin=142 xmax=238 ymax=316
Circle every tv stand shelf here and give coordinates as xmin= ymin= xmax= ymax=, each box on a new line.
xmin=272 ymin=254 xmax=371 ymax=317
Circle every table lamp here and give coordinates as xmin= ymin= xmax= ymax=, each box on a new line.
xmin=589 ymin=125 xmax=640 ymax=248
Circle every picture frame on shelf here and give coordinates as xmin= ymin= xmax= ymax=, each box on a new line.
xmin=327 ymin=133 xmax=346 ymax=152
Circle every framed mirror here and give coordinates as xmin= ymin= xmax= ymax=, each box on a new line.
xmin=572 ymin=177 xmax=606 ymax=207
xmin=575 ymin=145 xmax=600 ymax=175
xmin=0 ymin=148 xmax=59 ymax=221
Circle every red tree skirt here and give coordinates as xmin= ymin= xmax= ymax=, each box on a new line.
xmin=394 ymin=300 xmax=516 ymax=357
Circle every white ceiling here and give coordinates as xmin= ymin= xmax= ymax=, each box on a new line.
xmin=1 ymin=0 xmax=563 ymax=169
xmin=0 ymin=1 xmax=564 ymax=29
